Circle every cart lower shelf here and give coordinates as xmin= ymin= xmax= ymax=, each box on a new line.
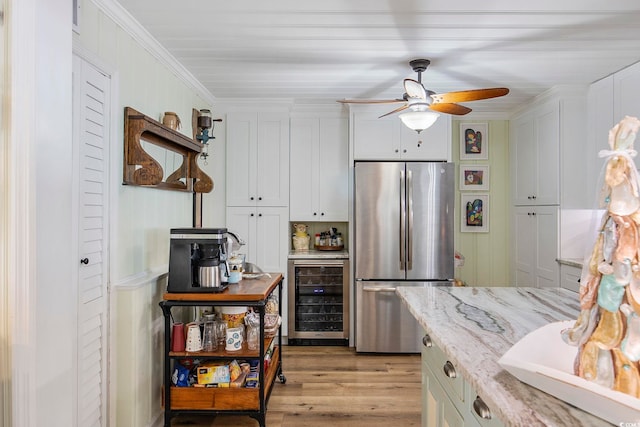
xmin=167 ymin=346 xmax=282 ymax=411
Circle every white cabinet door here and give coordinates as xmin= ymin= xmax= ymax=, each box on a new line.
xmin=560 ymin=264 xmax=581 ymax=293
xmin=513 ymin=206 xmax=559 ymax=288
xmin=535 ymin=206 xmax=559 ymax=287
xmin=226 ymin=112 xmax=289 ymax=207
xmin=587 ymin=76 xmax=614 ymax=193
xmin=226 ymin=205 xmax=289 ymax=330
xmin=290 ymin=116 xmax=349 ymax=221
xmin=511 ymin=101 xmax=561 ymax=206
xmin=513 ymin=207 xmax=536 ymax=287
xmin=353 ymin=112 xmax=400 ymax=160
xmin=614 ymin=61 xmax=640 ymax=170
xmin=512 ymin=114 xmax=536 ymax=206
xmin=353 ymin=107 xmax=451 ymax=161
xmin=535 ymin=102 xmax=560 ymax=205
xmin=225 ymin=206 xmax=288 ymax=272
xmin=614 ymin=61 xmax=640 ymax=123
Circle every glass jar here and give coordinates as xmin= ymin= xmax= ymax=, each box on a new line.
xmin=246 ymin=324 xmax=259 ymax=350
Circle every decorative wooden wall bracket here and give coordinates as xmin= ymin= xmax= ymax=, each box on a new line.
xmin=123 ymin=107 xmax=213 ymax=193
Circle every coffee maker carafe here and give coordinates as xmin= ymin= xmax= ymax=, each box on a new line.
xmin=197 ymin=244 xmax=222 ymax=288
xmin=168 ymin=228 xmax=227 ymax=293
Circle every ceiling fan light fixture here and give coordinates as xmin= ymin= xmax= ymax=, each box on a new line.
xmin=399 ymin=111 xmax=440 ymax=133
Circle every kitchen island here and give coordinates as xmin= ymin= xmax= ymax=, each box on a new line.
xmin=397 ymin=286 xmax=614 ymax=427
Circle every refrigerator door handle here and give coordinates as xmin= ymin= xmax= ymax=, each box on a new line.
xmin=399 ymin=168 xmax=406 ymax=270
xmin=362 ymin=285 xmax=397 ymax=293
xmin=407 ymin=169 xmax=413 ymax=270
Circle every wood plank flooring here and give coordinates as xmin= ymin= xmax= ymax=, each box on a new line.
xmin=170 ymin=346 xmax=421 ymax=427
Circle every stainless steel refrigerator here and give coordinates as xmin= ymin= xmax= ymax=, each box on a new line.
xmin=354 ymin=161 xmax=454 ymax=353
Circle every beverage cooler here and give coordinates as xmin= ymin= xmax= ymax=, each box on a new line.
xmin=287 ymin=258 xmax=349 ymax=345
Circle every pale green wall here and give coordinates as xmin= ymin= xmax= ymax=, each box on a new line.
xmin=74 ymin=1 xmax=215 ymax=425
xmin=76 ymin=2 xmax=214 ymax=280
xmin=453 ymin=120 xmax=510 ymax=286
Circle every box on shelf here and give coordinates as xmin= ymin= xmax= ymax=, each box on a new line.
xmin=197 ymin=362 xmax=230 ymax=385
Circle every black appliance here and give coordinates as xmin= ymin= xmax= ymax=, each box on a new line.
xmin=168 ymin=228 xmax=227 ymax=293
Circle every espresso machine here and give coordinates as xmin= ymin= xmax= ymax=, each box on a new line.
xmin=168 ymin=228 xmax=228 ymax=293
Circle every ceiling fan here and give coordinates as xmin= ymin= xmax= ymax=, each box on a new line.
xmin=338 ymin=59 xmax=509 ymax=132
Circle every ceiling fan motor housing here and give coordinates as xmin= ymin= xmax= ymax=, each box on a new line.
xmin=409 ymin=59 xmax=430 ymax=74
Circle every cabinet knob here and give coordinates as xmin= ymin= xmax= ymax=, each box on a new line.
xmin=443 ymin=361 xmax=457 ymax=379
xmin=250 ymin=196 xmax=255 ymax=201
xmin=473 ymin=396 xmax=492 ymax=420
xmin=258 ymin=213 xmax=262 ymax=217
xmin=313 ymin=212 xmax=317 ymax=216
xmin=250 ymin=213 xmax=255 ymax=217
xmin=403 ymin=149 xmax=407 ymax=153
xmin=258 ymin=197 xmax=262 ymax=201
xmin=422 ymin=334 xmax=433 ymax=348
xmin=320 ymin=212 xmax=325 ymax=216
xmin=80 ymin=258 xmax=89 ymax=265
xmin=394 ymin=149 xmax=399 ymax=153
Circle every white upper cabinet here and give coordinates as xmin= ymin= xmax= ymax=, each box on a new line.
xmin=588 ymin=61 xmax=640 ymax=173
xmin=226 ymin=112 xmax=289 ymax=207
xmin=511 ymin=101 xmax=560 ymax=206
xmin=290 ymin=116 xmax=349 ymax=221
xmin=614 ymin=61 xmax=640 ymax=124
xmin=351 ymin=105 xmax=451 ymax=161
xmin=511 ymin=87 xmax=587 ymax=207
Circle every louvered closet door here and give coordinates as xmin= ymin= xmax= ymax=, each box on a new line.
xmin=73 ymin=55 xmax=110 ymax=427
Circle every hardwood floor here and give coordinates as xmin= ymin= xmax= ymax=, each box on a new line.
xmin=170 ymin=345 xmax=422 ymax=427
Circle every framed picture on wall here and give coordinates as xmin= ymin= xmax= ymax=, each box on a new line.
xmin=459 ymin=165 xmax=490 ymax=191
xmin=461 ymin=194 xmax=489 ymax=233
xmin=460 ymin=122 xmax=488 ymax=160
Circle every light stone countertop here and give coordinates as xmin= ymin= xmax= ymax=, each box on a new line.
xmin=557 ymin=257 xmax=584 ymax=269
xmin=396 ymin=286 xmax=612 ymax=427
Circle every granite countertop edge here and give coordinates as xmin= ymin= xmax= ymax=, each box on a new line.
xmin=396 ymin=286 xmax=612 ymax=427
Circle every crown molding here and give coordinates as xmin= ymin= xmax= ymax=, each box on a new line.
xmin=91 ymin=0 xmax=215 ymax=105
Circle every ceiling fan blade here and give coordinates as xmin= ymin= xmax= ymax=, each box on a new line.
xmin=378 ymin=104 xmax=410 ymax=118
xmin=431 ymin=88 xmax=509 ymax=104
xmin=337 ymin=99 xmax=405 ymax=104
xmin=404 ymin=79 xmax=427 ymax=100
xmin=429 ymin=103 xmax=472 ymax=115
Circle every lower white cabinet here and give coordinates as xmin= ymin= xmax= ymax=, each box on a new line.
xmin=226 ymin=206 xmax=289 ymax=330
xmin=513 ymin=205 xmax=559 ymax=287
xmin=422 ymin=333 xmax=503 ymax=427
xmin=226 ymin=206 xmax=288 ymax=274
xmin=560 ymin=264 xmax=581 ymax=292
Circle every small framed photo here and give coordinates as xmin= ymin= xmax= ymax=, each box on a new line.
xmin=461 ymin=194 xmax=489 ymax=233
xmin=460 ymin=122 xmax=488 ymax=160
xmin=459 ymin=165 xmax=489 ymax=191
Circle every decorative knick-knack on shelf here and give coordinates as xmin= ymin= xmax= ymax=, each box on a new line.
xmin=162 ymin=111 xmax=181 ymax=130
xmin=292 ymin=223 xmax=310 ymax=251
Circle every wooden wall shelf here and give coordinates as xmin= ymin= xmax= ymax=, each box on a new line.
xmin=123 ymin=107 xmax=213 ymax=193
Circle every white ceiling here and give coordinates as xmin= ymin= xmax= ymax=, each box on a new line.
xmin=117 ymin=0 xmax=640 ymax=114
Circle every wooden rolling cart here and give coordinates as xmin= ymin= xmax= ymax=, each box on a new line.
xmin=159 ymin=274 xmax=286 ymax=427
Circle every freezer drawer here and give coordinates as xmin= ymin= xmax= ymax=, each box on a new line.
xmin=356 ymin=281 xmax=449 ymax=353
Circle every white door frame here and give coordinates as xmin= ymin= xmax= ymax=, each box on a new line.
xmin=3 ymin=0 xmax=38 ymax=425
